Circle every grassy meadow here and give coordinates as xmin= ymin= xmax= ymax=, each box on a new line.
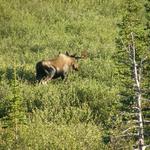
xmin=0 ymin=0 xmax=126 ymax=149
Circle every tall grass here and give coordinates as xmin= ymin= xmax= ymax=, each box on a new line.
xmin=0 ymin=0 xmax=123 ymax=149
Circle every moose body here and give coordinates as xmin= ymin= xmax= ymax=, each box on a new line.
xmin=36 ymin=52 xmax=79 ymax=83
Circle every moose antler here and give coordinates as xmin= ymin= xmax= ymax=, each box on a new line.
xmin=81 ymin=50 xmax=88 ymax=58
xmin=65 ymin=50 xmax=88 ymax=60
xmin=74 ymin=50 xmax=88 ymax=59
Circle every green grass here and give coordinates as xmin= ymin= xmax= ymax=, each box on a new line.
xmin=0 ymin=0 xmax=123 ymax=149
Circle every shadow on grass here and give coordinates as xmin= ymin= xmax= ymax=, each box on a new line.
xmin=1 ymin=67 xmax=73 ymax=85
xmin=3 ymin=67 xmax=36 ymax=84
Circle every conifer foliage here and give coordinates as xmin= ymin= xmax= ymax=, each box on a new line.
xmin=116 ymin=0 xmax=150 ymax=149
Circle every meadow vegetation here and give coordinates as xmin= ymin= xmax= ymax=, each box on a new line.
xmin=0 ymin=0 xmax=149 ymax=149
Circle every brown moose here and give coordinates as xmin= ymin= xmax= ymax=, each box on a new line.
xmin=35 ymin=51 xmax=84 ymax=84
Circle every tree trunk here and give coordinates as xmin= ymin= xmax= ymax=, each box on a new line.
xmin=131 ymin=32 xmax=144 ymax=150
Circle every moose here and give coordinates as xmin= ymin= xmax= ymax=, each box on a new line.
xmin=35 ymin=51 xmax=85 ymax=84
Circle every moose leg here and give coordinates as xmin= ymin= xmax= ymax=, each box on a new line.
xmin=61 ymin=74 xmax=65 ymax=80
xmin=41 ymin=66 xmax=56 ymax=84
xmin=61 ymin=72 xmax=68 ymax=81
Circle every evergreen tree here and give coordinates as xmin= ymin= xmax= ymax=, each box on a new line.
xmin=1 ymin=63 xmax=26 ymax=149
xmin=116 ymin=0 xmax=150 ymax=149
xmin=145 ymin=0 xmax=150 ymax=47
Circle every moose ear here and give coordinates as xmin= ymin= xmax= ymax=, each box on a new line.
xmin=65 ymin=51 xmax=69 ymax=56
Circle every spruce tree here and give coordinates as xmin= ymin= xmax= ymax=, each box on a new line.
xmin=116 ymin=0 xmax=150 ymax=149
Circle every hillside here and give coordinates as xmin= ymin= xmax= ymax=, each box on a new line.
xmin=1 ymin=0 xmax=149 ymax=150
